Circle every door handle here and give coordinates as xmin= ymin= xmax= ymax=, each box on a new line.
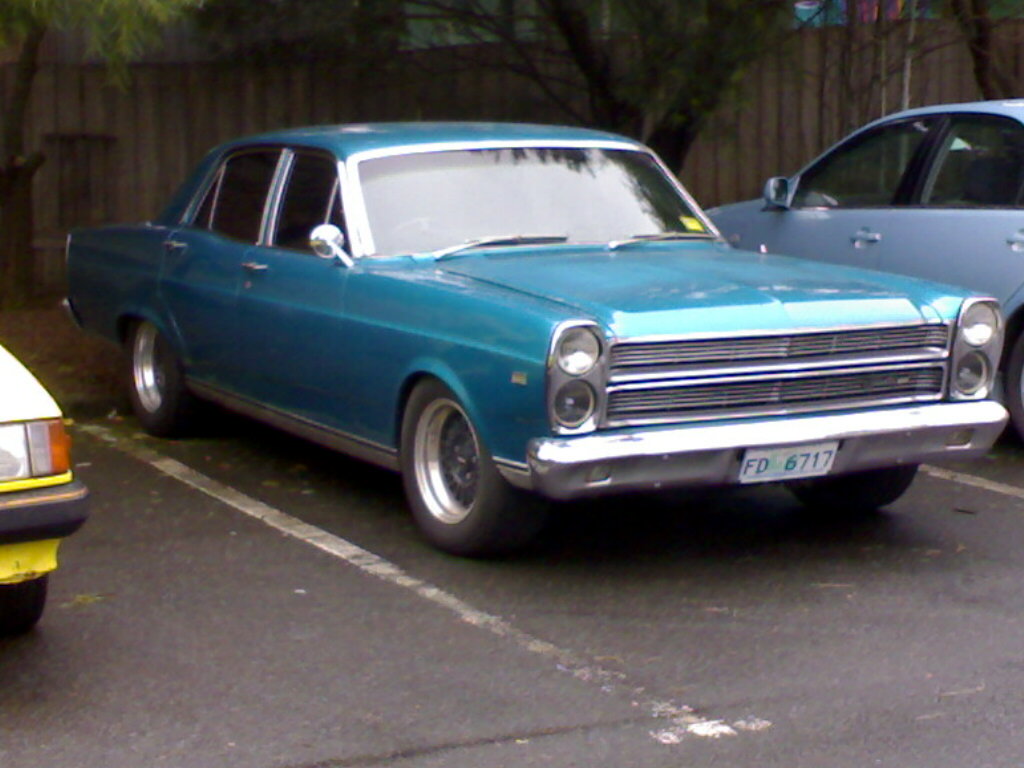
xmin=241 ymin=261 xmax=269 ymax=273
xmin=851 ymin=229 xmax=882 ymax=248
xmin=163 ymin=240 xmax=188 ymax=252
xmin=1007 ymin=231 xmax=1024 ymax=251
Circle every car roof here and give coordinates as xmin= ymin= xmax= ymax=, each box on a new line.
xmin=866 ymin=99 xmax=1024 ymax=127
xmin=216 ymin=122 xmax=643 ymax=159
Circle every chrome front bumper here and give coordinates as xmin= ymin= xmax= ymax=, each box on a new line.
xmin=524 ymin=400 xmax=1008 ymax=500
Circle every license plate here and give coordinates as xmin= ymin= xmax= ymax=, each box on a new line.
xmin=738 ymin=441 xmax=839 ymax=484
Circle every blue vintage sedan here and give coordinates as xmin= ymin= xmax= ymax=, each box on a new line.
xmin=67 ymin=123 xmax=1007 ymax=555
xmin=709 ymin=100 xmax=1024 ymax=440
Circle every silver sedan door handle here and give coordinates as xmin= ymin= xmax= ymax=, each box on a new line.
xmin=851 ymin=229 xmax=882 ymax=248
xmin=241 ymin=261 xmax=269 ymax=273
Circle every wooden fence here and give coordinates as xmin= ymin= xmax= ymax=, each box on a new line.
xmin=0 ymin=21 xmax=1009 ymax=292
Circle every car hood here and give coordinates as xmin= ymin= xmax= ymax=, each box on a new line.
xmin=0 ymin=344 xmax=61 ymax=423
xmin=438 ymin=243 xmax=959 ymax=338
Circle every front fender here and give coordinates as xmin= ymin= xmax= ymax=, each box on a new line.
xmin=395 ymin=350 xmax=550 ymax=466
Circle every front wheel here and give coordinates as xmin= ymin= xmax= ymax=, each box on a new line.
xmin=0 ymin=576 xmax=48 ymax=637
xmin=126 ymin=320 xmax=196 ymax=437
xmin=787 ymin=465 xmax=919 ymax=514
xmin=400 ymin=379 xmax=546 ymax=557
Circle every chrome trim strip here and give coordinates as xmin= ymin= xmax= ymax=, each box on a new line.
xmin=62 ymin=296 xmax=83 ymax=329
xmin=607 ymin=360 xmax=944 ymax=392
xmin=537 ymin=401 xmax=1007 ymax=464
xmin=604 ymin=391 xmax=944 ymax=427
xmin=189 ymin=382 xmax=399 ymax=472
xmin=261 ymin=149 xmax=295 ymax=247
xmin=0 ymin=483 xmax=88 ymax=511
xmin=347 ymin=139 xmax=644 ymax=165
xmin=608 ymin=350 xmax=950 ymax=383
xmin=494 ymin=459 xmax=533 ymax=490
xmin=179 ymin=163 xmax=223 ymax=227
xmin=528 ymin=400 xmax=1008 ymax=500
xmin=607 ymin=319 xmax=952 ymax=346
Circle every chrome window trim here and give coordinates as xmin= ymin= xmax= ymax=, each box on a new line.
xmin=260 ymin=147 xmax=347 ymax=253
xmin=258 ymin=150 xmax=290 ymax=246
xmin=182 ymin=164 xmax=224 ymax=228
xmin=180 ymin=146 xmax=287 ymax=244
xmin=338 ymin=156 xmax=372 ymax=258
xmin=261 ymin=148 xmax=295 ymax=247
xmin=342 ymin=139 xmax=720 ymax=258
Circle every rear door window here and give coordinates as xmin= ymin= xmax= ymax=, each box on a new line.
xmin=921 ymin=115 xmax=1024 ymax=207
xmin=196 ymin=150 xmax=282 ymax=243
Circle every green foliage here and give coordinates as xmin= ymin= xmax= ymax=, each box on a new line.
xmin=190 ymin=0 xmax=405 ymax=61
xmin=407 ymin=0 xmax=792 ymax=167
xmin=0 ymin=0 xmax=200 ymax=75
xmin=0 ymin=0 xmax=199 ymax=306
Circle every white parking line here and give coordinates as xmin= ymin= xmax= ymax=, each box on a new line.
xmin=922 ymin=465 xmax=1024 ymax=501
xmin=80 ymin=424 xmax=760 ymax=745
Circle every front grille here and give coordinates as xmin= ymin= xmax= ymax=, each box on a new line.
xmin=611 ymin=325 xmax=950 ymax=369
xmin=608 ymin=365 xmax=944 ymax=422
xmin=603 ymin=323 xmax=950 ymax=426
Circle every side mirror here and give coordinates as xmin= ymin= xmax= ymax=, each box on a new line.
xmin=310 ymin=224 xmax=352 ymax=267
xmin=763 ymin=177 xmax=793 ymax=210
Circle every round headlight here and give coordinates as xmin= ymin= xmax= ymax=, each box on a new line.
xmin=553 ymin=380 xmax=596 ymax=428
xmin=557 ymin=326 xmax=601 ymax=376
xmin=954 ymin=350 xmax=990 ymax=396
xmin=960 ymin=302 xmax=999 ymax=347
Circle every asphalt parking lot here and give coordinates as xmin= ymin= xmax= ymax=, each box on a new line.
xmin=3 ymin=412 xmax=1024 ymax=767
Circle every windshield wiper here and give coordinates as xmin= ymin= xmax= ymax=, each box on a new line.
xmin=433 ymin=234 xmax=568 ymax=260
xmin=608 ymin=232 xmax=711 ymax=250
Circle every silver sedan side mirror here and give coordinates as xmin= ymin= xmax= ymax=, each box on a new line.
xmin=763 ymin=177 xmax=793 ymax=210
xmin=310 ymin=224 xmax=353 ymax=267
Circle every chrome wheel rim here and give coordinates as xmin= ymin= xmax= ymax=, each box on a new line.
xmin=413 ymin=398 xmax=480 ymax=525
xmin=132 ymin=323 xmax=165 ymax=414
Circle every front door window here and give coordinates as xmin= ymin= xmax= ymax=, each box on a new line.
xmin=794 ymin=118 xmax=936 ymax=209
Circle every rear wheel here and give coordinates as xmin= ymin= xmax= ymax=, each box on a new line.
xmin=127 ymin=320 xmax=196 ymax=436
xmin=0 ymin=576 xmax=48 ymax=637
xmin=400 ymin=379 xmax=546 ymax=556
xmin=788 ymin=465 xmax=919 ymax=514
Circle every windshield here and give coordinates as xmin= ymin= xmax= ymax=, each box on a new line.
xmin=357 ymin=147 xmax=710 ymax=256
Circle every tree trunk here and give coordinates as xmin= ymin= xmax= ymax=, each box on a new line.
xmin=0 ymin=159 xmax=43 ymax=309
xmin=949 ymin=0 xmax=1016 ymax=99
xmin=0 ymin=23 xmax=46 ymax=309
xmin=645 ymin=119 xmax=700 ymax=177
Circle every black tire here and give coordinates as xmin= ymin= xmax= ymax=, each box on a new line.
xmin=400 ymin=379 xmax=546 ymax=557
xmin=126 ymin=320 xmax=196 ymax=437
xmin=0 ymin=576 xmax=48 ymax=637
xmin=1004 ymin=331 xmax=1024 ymax=442
xmin=787 ymin=465 xmax=919 ymax=514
